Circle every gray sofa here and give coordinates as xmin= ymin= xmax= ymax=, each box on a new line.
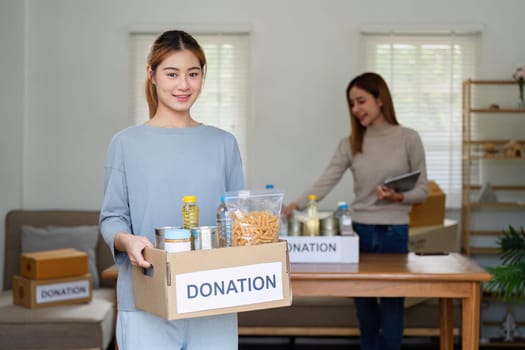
xmin=1 ymin=210 xmax=115 ymax=350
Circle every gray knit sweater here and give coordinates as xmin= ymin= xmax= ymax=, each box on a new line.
xmin=294 ymin=122 xmax=428 ymax=225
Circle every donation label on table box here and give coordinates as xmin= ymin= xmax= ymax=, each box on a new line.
xmin=132 ymin=241 xmax=292 ymax=320
xmin=282 ymin=235 xmax=359 ymax=263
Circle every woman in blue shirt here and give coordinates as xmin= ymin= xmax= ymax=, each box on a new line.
xmin=100 ymin=30 xmax=244 ymax=350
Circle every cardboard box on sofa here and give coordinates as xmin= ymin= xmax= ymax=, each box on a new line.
xmin=281 ymin=235 xmax=359 ymax=263
xmin=409 ymin=219 xmax=459 ymax=253
xmin=409 ymin=181 xmax=445 ymax=227
xmin=20 ymin=248 xmax=88 ymax=280
xmin=12 ymin=274 xmax=92 ymax=308
xmin=132 ymin=241 xmax=292 ymax=320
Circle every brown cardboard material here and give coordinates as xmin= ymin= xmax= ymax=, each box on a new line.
xmin=133 ymin=241 xmax=292 ymax=320
xmin=13 ymin=274 xmax=92 ymax=308
xmin=20 ymin=248 xmax=88 ymax=280
xmin=409 ymin=181 xmax=446 ymax=227
xmin=409 ymin=219 xmax=458 ymax=253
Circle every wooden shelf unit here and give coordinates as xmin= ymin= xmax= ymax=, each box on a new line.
xmin=461 ymin=79 xmax=525 ymax=256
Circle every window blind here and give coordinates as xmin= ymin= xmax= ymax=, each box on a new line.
xmin=131 ymin=32 xmax=250 ymax=166
xmin=361 ymin=31 xmax=480 ymax=207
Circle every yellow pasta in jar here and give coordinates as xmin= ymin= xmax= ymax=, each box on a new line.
xmin=231 ymin=210 xmax=279 ymax=246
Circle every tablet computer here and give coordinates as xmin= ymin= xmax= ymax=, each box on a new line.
xmin=383 ymin=170 xmax=421 ymax=192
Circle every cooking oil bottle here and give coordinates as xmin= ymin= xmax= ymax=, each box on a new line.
xmin=304 ymin=194 xmax=320 ymax=236
xmin=182 ymin=195 xmax=199 ymax=229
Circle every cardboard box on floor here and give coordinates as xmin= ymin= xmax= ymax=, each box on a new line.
xmin=20 ymin=248 xmax=88 ymax=280
xmin=13 ymin=274 xmax=92 ymax=308
xmin=409 ymin=181 xmax=445 ymax=227
xmin=132 ymin=241 xmax=292 ymax=320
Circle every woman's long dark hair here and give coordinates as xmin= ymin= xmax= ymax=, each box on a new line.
xmin=346 ymin=72 xmax=399 ymax=156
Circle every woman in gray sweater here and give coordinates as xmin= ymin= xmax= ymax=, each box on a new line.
xmin=283 ymin=72 xmax=428 ymax=350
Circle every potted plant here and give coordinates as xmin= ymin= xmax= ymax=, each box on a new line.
xmin=486 ymin=225 xmax=525 ymax=301
xmin=484 ymin=225 xmax=525 ymax=342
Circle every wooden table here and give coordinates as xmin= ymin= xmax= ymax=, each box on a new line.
xmin=291 ymin=253 xmax=491 ymax=350
xmin=103 ymin=252 xmax=491 ymax=350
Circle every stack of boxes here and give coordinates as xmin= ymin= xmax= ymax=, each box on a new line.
xmin=408 ymin=181 xmax=458 ymax=253
xmin=13 ymin=248 xmax=92 ymax=308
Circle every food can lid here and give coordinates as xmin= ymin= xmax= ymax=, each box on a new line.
xmin=165 ymin=228 xmax=191 ymax=240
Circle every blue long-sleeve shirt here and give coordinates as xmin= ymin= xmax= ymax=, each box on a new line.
xmin=100 ymin=124 xmax=244 ymax=311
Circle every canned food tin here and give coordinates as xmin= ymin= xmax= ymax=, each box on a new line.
xmin=287 ymin=215 xmax=303 ymax=236
xmin=320 ymin=213 xmax=337 ymax=236
xmin=191 ymin=226 xmax=218 ymax=250
xmin=155 ymin=226 xmax=182 ymax=250
xmin=164 ymin=228 xmax=191 ymax=253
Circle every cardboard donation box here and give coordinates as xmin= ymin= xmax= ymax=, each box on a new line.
xmin=13 ymin=249 xmax=91 ymax=308
xmin=12 ymin=274 xmax=92 ymax=308
xmin=282 ymin=235 xmax=359 ymax=263
xmin=20 ymin=248 xmax=88 ymax=280
xmin=132 ymin=241 xmax=292 ymax=320
xmin=409 ymin=219 xmax=458 ymax=253
xmin=409 ymin=181 xmax=446 ymax=227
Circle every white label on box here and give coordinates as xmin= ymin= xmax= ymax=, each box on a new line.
xmin=36 ymin=280 xmax=90 ymax=304
xmin=175 ymin=262 xmax=283 ymax=314
xmin=283 ymin=236 xmax=359 ymax=263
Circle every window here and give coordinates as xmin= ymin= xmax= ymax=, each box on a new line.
xmin=361 ymin=29 xmax=480 ymax=207
xmin=131 ymin=31 xmax=250 ymax=166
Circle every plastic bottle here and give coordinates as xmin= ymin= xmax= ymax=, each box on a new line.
xmin=334 ymin=201 xmax=348 ymax=235
xmin=339 ymin=203 xmax=354 ymax=235
xmin=182 ymin=195 xmax=199 ymax=230
xmin=265 ymin=184 xmax=288 ymax=237
xmin=216 ymin=195 xmax=233 ymax=247
xmin=279 ymin=214 xmax=289 ymax=237
xmin=304 ymin=194 xmax=320 ymax=236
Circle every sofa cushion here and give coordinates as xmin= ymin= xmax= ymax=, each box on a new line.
xmin=21 ymin=225 xmax=100 ymax=288
xmin=0 ymin=289 xmax=114 ymax=349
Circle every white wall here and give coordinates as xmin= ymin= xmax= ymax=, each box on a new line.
xmin=1 ymin=0 xmax=525 ymax=289
xmin=0 ymin=0 xmax=25 ymax=290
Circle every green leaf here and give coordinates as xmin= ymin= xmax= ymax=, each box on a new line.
xmin=486 ymin=226 xmax=525 ymax=302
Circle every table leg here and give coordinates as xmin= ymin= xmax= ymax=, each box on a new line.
xmin=439 ymin=298 xmax=454 ymax=350
xmin=462 ymin=283 xmax=481 ymax=350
